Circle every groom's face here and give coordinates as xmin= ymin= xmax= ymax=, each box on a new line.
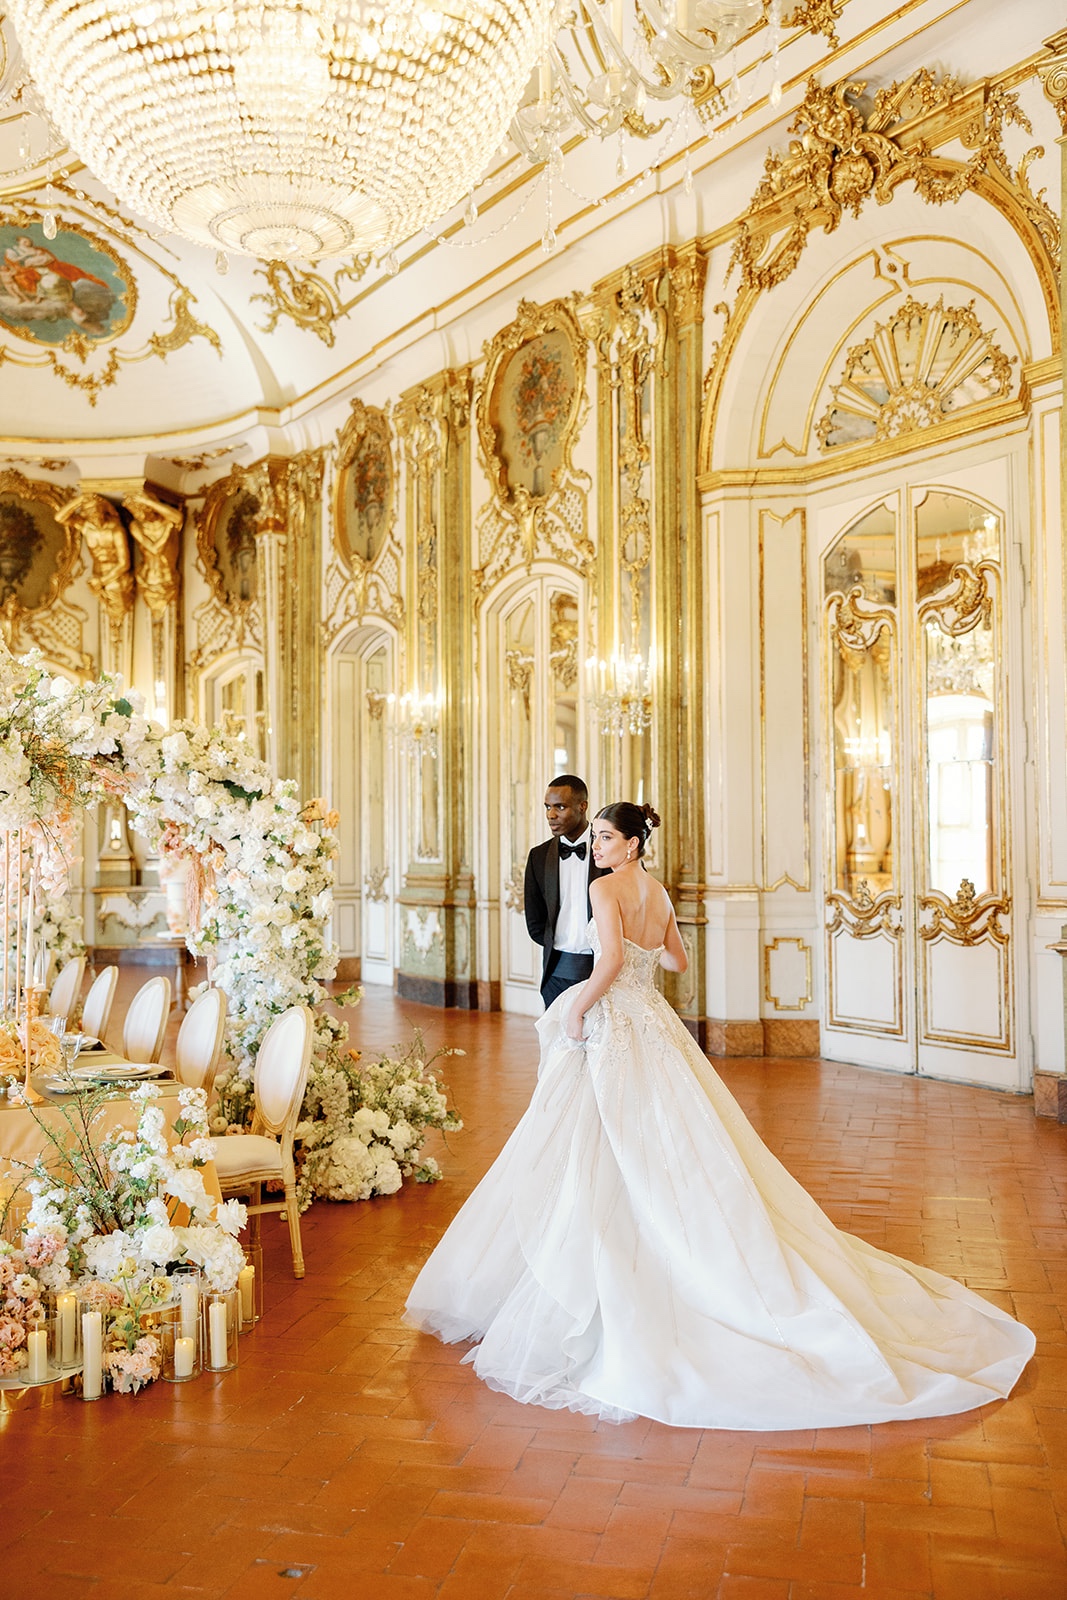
xmin=544 ymin=785 xmax=587 ymax=843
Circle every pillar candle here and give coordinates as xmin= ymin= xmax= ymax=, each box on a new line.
xmin=57 ymin=1292 xmax=76 ymax=1365
xmin=238 ymin=1264 xmax=255 ymax=1324
xmin=81 ymin=1311 xmax=102 ymax=1400
xmin=208 ymin=1300 xmax=228 ymax=1369
xmin=178 ymin=1276 xmax=198 ymax=1341
xmin=26 ymin=1327 xmax=48 ymax=1383
xmin=174 ymin=1336 xmax=195 ymax=1379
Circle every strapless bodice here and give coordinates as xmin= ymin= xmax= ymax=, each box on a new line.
xmin=588 ymin=919 xmax=663 ymax=993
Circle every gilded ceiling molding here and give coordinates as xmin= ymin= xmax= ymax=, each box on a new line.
xmin=251 ymin=254 xmax=372 ymax=347
xmin=0 ymin=468 xmax=89 ymax=674
xmin=324 ymin=397 xmax=403 ymax=643
xmin=784 ymin=0 xmax=846 ymax=51
xmin=473 ymin=296 xmax=594 ymax=608
xmin=700 ymin=68 xmax=1062 ymax=473
xmin=1037 ymin=29 xmax=1067 ymax=135
xmin=816 ymin=295 xmax=1015 ymax=452
xmin=0 ymin=195 xmax=221 ymax=404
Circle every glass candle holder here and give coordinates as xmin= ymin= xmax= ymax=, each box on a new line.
xmin=170 ymin=1263 xmax=202 ymax=1345
xmin=49 ymin=1290 xmax=81 ymax=1371
xmin=158 ymin=1305 xmax=200 ymax=1383
xmin=202 ymin=1288 xmax=239 ymax=1372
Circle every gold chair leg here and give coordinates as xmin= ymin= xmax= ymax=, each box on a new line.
xmin=283 ymin=1183 xmax=305 ymax=1279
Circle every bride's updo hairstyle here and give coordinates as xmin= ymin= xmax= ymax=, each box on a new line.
xmin=595 ymin=801 xmax=661 ymax=857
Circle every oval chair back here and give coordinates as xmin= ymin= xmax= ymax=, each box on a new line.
xmin=175 ymin=987 xmax=227 ymax=1094
xmin=48 ymin=956 xmax=86 ymax=1023
xmin=122 ymin=975 xmax=172 ymax=1064
xmin=253 ymin=1005 xmax=314 ymax=1139
xmin=81 ymin=965 xmax=119 ymax=1043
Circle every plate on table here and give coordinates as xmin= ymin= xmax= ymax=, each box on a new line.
xmin=70 ymin=1061 xmax=168 ymax=1083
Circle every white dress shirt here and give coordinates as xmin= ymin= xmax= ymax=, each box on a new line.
xmin=553 ymin=826 xmax=594 ymax=954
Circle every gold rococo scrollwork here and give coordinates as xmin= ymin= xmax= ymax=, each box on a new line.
xmin=784 ymin=0 xmax=847 ymax=49
xmin=1038 ymin=28 xmax=1067 ymax=135
xmin=817 ymin=296 xmax=1015 ymax=453
xmin=190 ymin=466 xmax=263 ymax=675
xmin=251 ymin=255 xmax=372 ymax=347
xmin=919 ymin=879 xmax=1010 ymax=946
xmin=829 ymin=583 xmax=895 ymax=663
xmin=702 ymin=67 xmax=1061 ymax=472
xmin=324 ymin=398 xmax=403 ymax=640
xmin=826 ymin=880 xmax=902 ymax=939
xmin=0 ymin=468 xmax=89 ymax=673
xmin=918 ymin=559 xmax=994 ymax=637
xmin=473 ymin=296 xmax=594 ymax=606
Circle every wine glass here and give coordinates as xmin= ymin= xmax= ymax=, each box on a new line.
xmin=59 ymin=1032 xmax=84 ymax=1074
xmin=47 ymin=1015 xmax=67 ymax=1038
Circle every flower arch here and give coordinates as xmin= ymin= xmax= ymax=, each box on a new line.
xmin=1 ymin=649 xmax=461 ymax=1206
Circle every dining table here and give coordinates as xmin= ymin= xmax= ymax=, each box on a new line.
xmin=0 ymin=1042 xmax=223 ymax=1216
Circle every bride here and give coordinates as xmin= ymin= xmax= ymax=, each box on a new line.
xmin=405 ymin=801 xmax=1035 ymax=1429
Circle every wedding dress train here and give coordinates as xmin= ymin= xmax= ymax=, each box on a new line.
xmin=405 ymin=927 xmax=1035 ymax=1430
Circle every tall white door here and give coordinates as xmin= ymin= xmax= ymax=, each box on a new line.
xmin=329 ymin=632 xmax=396 ymax=986
xmin=492 ymin=578 xmax=582 ymax=1015
xmin=819 ymin=481 xmax=1025 ymax=1090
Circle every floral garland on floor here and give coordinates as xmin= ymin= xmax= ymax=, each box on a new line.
xmin=0 ymin=649 xmax=461 ymax=1203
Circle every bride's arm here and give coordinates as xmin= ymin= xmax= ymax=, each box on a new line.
xmin=564 ymin=880 xmax=624 ymax=1041
xmin=659 ymin=903 xmax=688 ymax=974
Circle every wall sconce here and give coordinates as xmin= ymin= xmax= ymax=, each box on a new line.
xmin=390 ymin=691 xmax=440 ymax=760
xmin=587 ymin=654 xmax=652 ymax=737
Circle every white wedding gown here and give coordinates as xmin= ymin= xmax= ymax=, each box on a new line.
xmin=405 ymin=925 xmax=1035 ymax=1429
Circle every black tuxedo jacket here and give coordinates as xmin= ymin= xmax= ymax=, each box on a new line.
xmin=524 ymin=836 xmax=610 ymax=993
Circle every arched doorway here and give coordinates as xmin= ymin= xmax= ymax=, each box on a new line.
xmin=482 ymin=572 xmax=585 ymax=1014
xmin=327 ymin=626 xmax=398 ymax=985
xmin=819 ymin=475 xmax=1025 ymax=1089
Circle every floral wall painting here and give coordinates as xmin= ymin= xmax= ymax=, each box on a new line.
xmin=195 ymin=477 xmax=260 ymax=612
xmin=0 ymin=472 xmax=75 ymax=623
xmin=215 ymin=490 xmax=259 ymax=605
xmin=478 ymin=298 xmax=587 ymax=512
xmin=334 ymin=399 xmax=394 ymax=571
xmin=0 ymin=220 xmax=134 ymax=347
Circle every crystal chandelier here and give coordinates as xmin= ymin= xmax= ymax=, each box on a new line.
xmin=512 ymin=1 xmax=769 ymax=165
xmin=6 ymin=0 xmax=550 ymax=261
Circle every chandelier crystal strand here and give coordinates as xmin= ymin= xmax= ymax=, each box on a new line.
xmin=7 ymin=0 xmax=551 ymax=261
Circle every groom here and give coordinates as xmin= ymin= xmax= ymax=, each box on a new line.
xmin=524 ymin=774 xmax=609 ymax=1008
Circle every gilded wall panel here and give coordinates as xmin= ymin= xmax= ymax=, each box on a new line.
xmin=473 ymin=297 xmax=593 ymax=607
xmin=0 ymin=469 xmax=88 ymax=673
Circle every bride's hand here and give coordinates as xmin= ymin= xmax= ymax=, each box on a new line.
xmin=563 ymin=1002 xmax=586 ymax=1045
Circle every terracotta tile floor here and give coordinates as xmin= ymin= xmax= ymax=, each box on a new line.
xmin=4 ymin=981 xmax=1067 ymax=1599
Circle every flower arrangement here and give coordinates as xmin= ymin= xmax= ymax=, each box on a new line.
xmin=294 ymin=1029 xmax=463 ymax=1210
xmin=0 ymin=1240 xmax=44 ymax=1376
xmin=0 ymin=1014 xmax=60 ymax=1084
xmin=3 ymin=1082 xmax=248 ymax=1395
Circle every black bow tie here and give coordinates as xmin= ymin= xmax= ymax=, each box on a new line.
xmin=559 ymin=839 xmax=587 ymax=861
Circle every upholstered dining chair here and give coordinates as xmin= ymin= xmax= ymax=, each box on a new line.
xmin=81 ymin=964 xmax=119 ymax=1044
xmin=174 ymin=986 xmax=227 ymax=1095
xmin=47 ymin=955 xmax=86 ymax=1024
xmin=212 ymin=1004 xmax=314 ymax=1280
xmin=122 ymin=975 xmax=172 ymax=1064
